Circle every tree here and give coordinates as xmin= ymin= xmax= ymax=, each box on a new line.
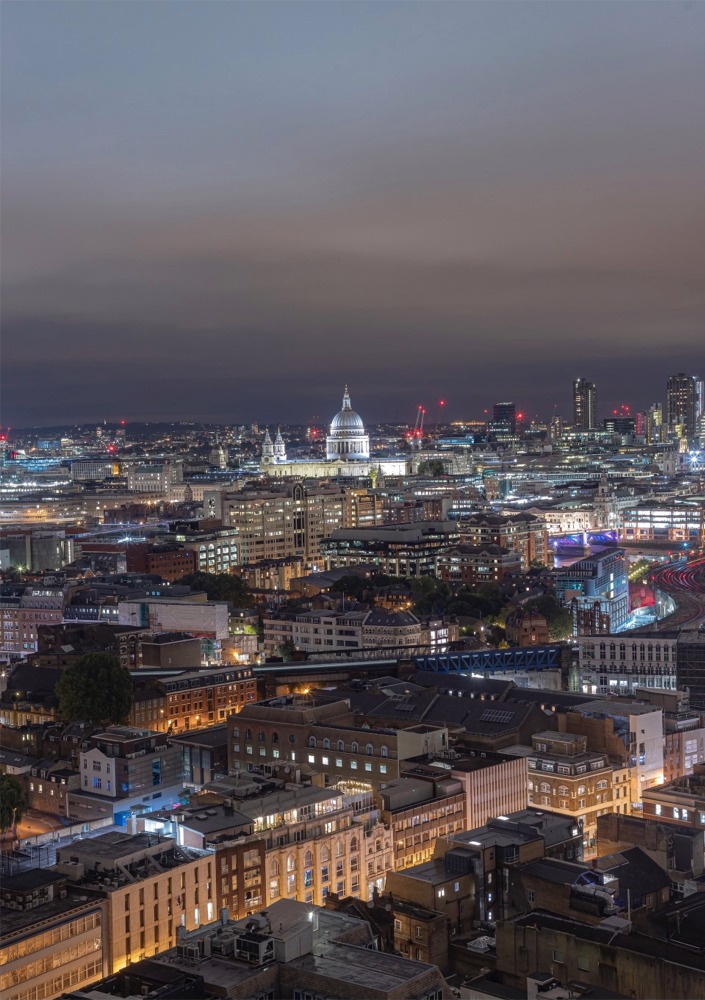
xmin=276 ymin=638 xmax=297 ymax=661
xmin=0 ymin=774 xmax=27 ymax=835
xmin=175 ymin=571 xmax=253 ymax=607
xmin=417 ymin=459 xmax=446 ymax=476
xmin=525 ymin=593 xmax=573 ymax=641
xmin=330 ymin=575 xmax=367 ymax=600
xmin=56 ymin=652 xmax=133 ymax=727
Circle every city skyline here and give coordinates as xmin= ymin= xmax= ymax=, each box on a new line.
xmin=2 ymin=2 xmax=704 ymax=425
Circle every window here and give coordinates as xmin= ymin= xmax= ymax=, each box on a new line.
xmin=351 ymin=741 xmax=359 ymax=753
xmin=655 ymin=803 xmax=662 ymax=816
xmin=337 ymin=740 xmax=344 ymax=752
xmin=287 ymin=854 xmax=295 ymax=872
xmin=381 ymin=745 xmax=389 ymax=757
xmin=308 ymin=737 xmax=316 ymax=748
xmin=527 ymin=889 xmax=535 ymax=903
xmin=366 ymin=743 xmax=374 ymax=756
xmin=323 ymin=738 xmax=330 ymax=750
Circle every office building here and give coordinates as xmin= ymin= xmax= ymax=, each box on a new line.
xmin=53 ymin=832 xmax=215 ymax=974
xmin=573 ymin=378 xmax=597 ymax=430
xmin=321 ymin=521 xmax=460 ymax=578
xmin=666 ymin=372 xmax=698 ymax=437
xmin=577 ymin=633 xmax=678 ymax=696
xmin=0 ymin=870 xmax=106 ymax=1000
xmin=492 ymin=402 xmax=516 ymax=433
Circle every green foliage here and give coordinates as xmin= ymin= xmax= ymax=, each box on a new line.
xmin=276 ymin=638 xmax=297 ymax=661
xmin=525 ymin=593 xmax=573 ymax=641
xmin=0 ymin=774 xmax=27 ymax=834
xmin=417 ymin=459 xmax=446 ymax=476
xmin=175 ymin=572 xmax=253 ymax=607
xmin=56 ymin=652 xmax=134 ymax=727
xmin=330 ymin=575 xmax=368 ymax=600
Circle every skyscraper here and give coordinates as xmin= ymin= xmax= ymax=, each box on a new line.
xmin=666 ymin=373 xmax=697 ymax=437
xmin=493 ymin=401 xmax=516 ymax=433
xmin=573 ymin=378 xmax=596 ymax=430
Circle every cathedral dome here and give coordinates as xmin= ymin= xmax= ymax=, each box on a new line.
xmin=329 ymin=386 xmax=364 ymax=434
xmin=330 ymin=405 xmax=365 ymax=433
xmin=326 ymin=385 xmax=370 ymax=461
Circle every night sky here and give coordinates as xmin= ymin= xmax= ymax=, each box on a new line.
xmin=2 ymin=2 xmax=704 ymax=428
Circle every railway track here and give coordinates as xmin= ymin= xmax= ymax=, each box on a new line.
xmin=631 ymin=556 xmax=705 ymax=633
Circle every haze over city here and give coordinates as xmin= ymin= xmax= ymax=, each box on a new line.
xmin=2 ymin=1 xmax=704 ymax=426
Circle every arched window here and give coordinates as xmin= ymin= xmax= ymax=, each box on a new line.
xmin=271 ymin=731 xmax=279 ymax=744
xmin=596 ymin=780 xmax=608 ymax=790
xmin=270 ymin=859 xmax=280 ymax=876
xmin=258 ymin=730 xmax=266 ymax=742
xmin=350 ymin=836 xmax=358 ymax=853
xmin=558 ymin=785 xmax=569 ymax=797
xmin=366 ymin=743 xmax=374 ymax=756
xmin=323 ymin=738 xmax=330 ymax=750
xmin=304 ymin=850 xmax=313 ymax=867
xmin=231 ymin=726 xmax=239 ymax=738
xmin=335 ymin=840 xmax=344 ymax=858
xmin=351 ymin=741 xmax=359 ymax=754
xmin=287 ymin=854 xmax=295 ymax=872
xmin=320 ymin=846 xmax=329 ymax=863
xmin=244 ymin=729 xmax=252 ymax=741
xmin=540 ymin=782 xmax=550 ymax=793
xmin=308 ymin=737 xmax=316 ymax=748
xmin=337 ymin=740 xmax=344 ymax=752
xmin=375 ymin=838 xmax=381 ymax=852
xmin=380 ymin=745 xmax=388 ymax=758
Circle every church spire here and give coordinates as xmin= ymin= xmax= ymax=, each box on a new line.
xmin=342 ymin=385 xmax=352 ymax=410
xmin=261 ymin=427 xmax=274 ymax=464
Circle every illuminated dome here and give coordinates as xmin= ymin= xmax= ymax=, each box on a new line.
xmin=326 ymin=386 xmax=370 ymax=461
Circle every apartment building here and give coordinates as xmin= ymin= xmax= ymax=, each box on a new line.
xmin=65 ymin=898 xmax=449 ymax=1000
xmin=437 ymin=809 xmax=584 ymax=927
xmin=67 ymin=727 xmax=184 ymax=825
xmin=0 ymin=870 xmax=106 ymax=1000
xmin=641 ymin=764 xmax=705 ymax=829
xmin=227 ymin=698 xmax=448 ymax=792
xmin=0 ymin=587 xmax=65 ymax=659
xmin=126 ymin=461 xmax=183 ymax=494
xmin=54 ymin=832 xmax=214 ymax=973
xmin=521 ymin=731 xmax=617 ymax=855
xmin=577 ymin=632 xmax=679 ymax=695
xmin=379 ymin=774 xmax=466 ymax=870
xmin=406 ymin=751 xmax=528 ymax=832
xmin=144 ymin=779 xmax=393 ymax=909
xmin=457 ymin=513 xmax=548 ymax=570
xmin=621 ymin=498 xmax=705 ymax=545
xmin=26 ymin=760 xmax=81 ymax=815
xmin=559 ymin=698 xmax=665 ymax=809
xmin=262 ymin=607 xmax=433 ymax=656
xmin=208 ymin=482 xmax=381 ymax=571
xmin=436 ymin=544 xmax=521 ymax=586
xmin=321 ymin=521 xmax=460 ymax=578
xmin=118 ymin=598 xmax=229 ymax=640
xmin=130 ymin=665 xmax=257 ymax=733
xmin=179 ymin=528 xmax=239 ymax=575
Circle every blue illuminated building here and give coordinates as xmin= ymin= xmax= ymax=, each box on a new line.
xmin=555 ymin=546 xmax=629 ymax=632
